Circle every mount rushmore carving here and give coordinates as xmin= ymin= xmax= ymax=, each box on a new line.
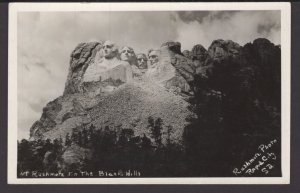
xmin=30 ymin=39 xmax=198 ymax=142
xmin=30 ymin=38 xmax=281 ymax=149
xmin=64 ymin=40 xmax=194 ymax=97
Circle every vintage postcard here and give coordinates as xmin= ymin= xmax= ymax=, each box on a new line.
xmin=8 ymin=2 xmax=291 ymax=184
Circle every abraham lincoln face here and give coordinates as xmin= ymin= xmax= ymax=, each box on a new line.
xmin=136 ymin=53 xmax=148 ymax=69
xmin=120 ymin=46 xmax=135 ymax=63
xmin=103 ymin=41 xmax=118 ymax=59
xmin=148 ymin=50 xmax=160 ymax=66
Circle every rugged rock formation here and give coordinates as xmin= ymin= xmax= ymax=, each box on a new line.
xmin=208 ymin=39 xmax=241 ymax=62
xmin=191 ymin=44 xmax=208 ymax=61
xmin=27 ymin=38 xmax=281 ymax=175
xmin=64 ymin=42 xmax=103 ymax=95
xmin=182 ymin=50 xmax=192 ymax=58
xmin=159 ymin=42 xmax=195 ymax=94
xmin=30 ymin=40 xmax=198 ymax=144
xmin=30 ymin=38 xmax=281 ymax=147
xmin=161 ymin=41 xmax=182 ymax=54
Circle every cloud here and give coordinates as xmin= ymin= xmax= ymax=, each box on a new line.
xmin=33 ymin=62 xmax=52 ymax=75
xmin=17 ymin=11 xmax=180 ymax=139
xmin=17 ymin=11 xmax=281 ymax=139
xmin=177 ymin=11 xmax=239 ymax=24
xmin=174 ymin=11 xmax=281 ymax=51
xmin=17 ymin=98 xmax=41 ymax=140
xmin=28 ymin=99 xmax=47 ymax=113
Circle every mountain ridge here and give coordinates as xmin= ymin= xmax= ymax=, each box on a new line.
xmin=30 ymin=38 xmax=281 ymax=145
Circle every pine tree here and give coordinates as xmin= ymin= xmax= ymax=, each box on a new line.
xmin=53 ymin=138 xmax=61 ymax=153
xmin=166 ymin=125 xmax=173 ymax=146
xmin=88 ymin=124 xmax=95 ymax=144
xmin=65 ymin=133 xmax=71 ymax=146
xmin=82 ymin=127 xmax=88 ymax=147
xmin=148 ymin=117 xmax=163 ymax=147
xmin=141 ymin=134 xmax=152 ymax=149
xmin=77 ymin=131 xmax=83 ymax=147
xmin=71 ymin=128 xmax=78 ymax=144
xmin=59 ymin=135 xmax=63 ymax=146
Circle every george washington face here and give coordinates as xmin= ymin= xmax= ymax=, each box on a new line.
xmin=103 ymin=41 xmax=118 ymax=59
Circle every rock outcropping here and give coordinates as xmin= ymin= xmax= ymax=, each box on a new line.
xmin=30 ymin=40 xmax=199 ymax=143
xmin=27 ymin=38 xmax=281 ymax=175
xmin=30 ymin=38 xmax=281 ymax=146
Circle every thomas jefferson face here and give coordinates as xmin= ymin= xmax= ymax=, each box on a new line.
xmin=103 ymin=41 xmax=117 ymax=59
xmin=120 ymin=47 xmax=135 ymax=62
xmin=136 ymin=54 xmax=148 ymax=69
xmin=148 ymin=50 xmax=160 ymax=66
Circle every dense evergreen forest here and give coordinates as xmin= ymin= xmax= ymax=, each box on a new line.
xmin=18 ymin=117 xmax=188 ymax=177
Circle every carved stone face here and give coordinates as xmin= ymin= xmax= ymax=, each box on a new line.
xmin=103 ymin=41 xmax=117 ymax=59
xmin=148 ymin=50 xmax=160 ymax=66
xmin=136 ymin=53 xmax=148 ymax=69
xmin=120 ymin=46 xmax=135 ymax=62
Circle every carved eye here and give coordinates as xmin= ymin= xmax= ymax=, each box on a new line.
xmin=122 ymin=49 xmax=133 ymax=54
xmin=138 ymin=58 xmax=147 ymax=62
xmin=149 ymin=55 xmax=158 ymax=59
xmin=104 ymin=45 xmax=112 ymax=49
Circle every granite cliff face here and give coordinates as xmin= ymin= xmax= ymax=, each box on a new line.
xmin=64 ymin=42 xmax=103 ymax=95
xmin=30 ymin=38 xmax=281 ymax=146
xmin=30 ymin=40 xmax=198 ymax=143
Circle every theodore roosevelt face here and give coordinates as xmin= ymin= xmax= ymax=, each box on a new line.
xmin=136 ymin=53 xmax=148 ymax=69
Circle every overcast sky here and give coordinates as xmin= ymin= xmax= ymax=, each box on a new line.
xmin=17 ymin=11 xmax=281 ymax=139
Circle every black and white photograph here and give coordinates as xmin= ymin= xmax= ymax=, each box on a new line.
xmin=8 ymin=3 xmax=291 ymax=184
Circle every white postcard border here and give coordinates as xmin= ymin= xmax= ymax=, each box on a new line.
xmin=8 ymin=2 xmax=291 ymax=184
